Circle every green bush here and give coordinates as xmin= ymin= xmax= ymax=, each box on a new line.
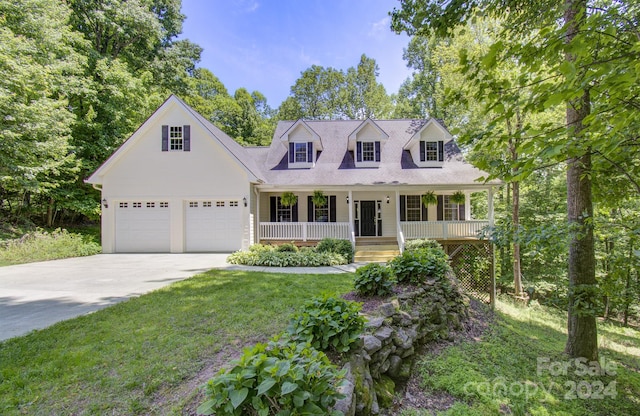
xmin=287 ymin=295 xmax=365 ymax=353
xmin=316 ymin=238 xmax=354 ymax=263
xmin=354 ymin=263 xmax=395 ymax=297
xmin=227 ymin=249 xmax=346 ymax=267
xmin=0 ymin=228 xmax=101 ymax=265
xmin=198 ymin=338 xmax=345 ymax=416
xmin=388 ymin=247 xmax=450 ymax=285
xmin=404 ymin=238 xmax=442 ymax=252
xmin=275 ymin=242 xmax=299 ymax=253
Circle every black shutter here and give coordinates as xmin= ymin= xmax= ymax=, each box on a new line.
xmin=356 ymin=142 xmax=362 ymax=162
xmin=329 ymin=196 xmax=336 ymax=222
xmin=161 ymin=125 xmax=169 ymax=151
xmin=420 ymin=141 xmax=426 ymax=162
xmin=307 ymin=196 xmax=314 ymax=222
xmin=307 ymin=142 xmax=313 ymax=163
xmin=458 ymin=204 xmax=465 ymax=221
xmin=422 ymin=197 xmax=428 ymax=220
xmin=438 ymin=141 xmax=444 ymax=162
xmin=374 ymin=141 xmax=381 ymax=162
xmin=183 ymin=125 xmax=191 ymax=151
xmin=399 ymin=195 xmax=406 ymax=221
xmin=292 ymin=200 xmax=298 ymax=222
xmin=289 ymin=143 xmax=295 ymax=163
xmin=270 ymin=197 xmax=277 ymax=222
xmin=437 ymin=195 xmax=444 ymax=221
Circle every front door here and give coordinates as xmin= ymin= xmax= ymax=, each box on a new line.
xmin=360 ymin=200 xmax=377 ymax=236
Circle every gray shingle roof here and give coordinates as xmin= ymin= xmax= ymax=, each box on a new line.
xmin=254 ymin=119 xmax=496 ymax=188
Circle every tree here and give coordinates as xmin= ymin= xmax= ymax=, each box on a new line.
xmin=341 ymin=54 xmax=393 ymax=119
xmin=0 ymin=0 xmax=85 ymax=223
xmin=288 ymin=65 xmax=344 ymax=119
xmin=392 ymin=0 xmax=639 ymax=360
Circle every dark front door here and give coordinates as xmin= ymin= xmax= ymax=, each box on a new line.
xmin=360 ymin=201 xmax=377 ymax=236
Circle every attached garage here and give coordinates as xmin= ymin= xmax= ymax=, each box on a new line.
xmin=115 ymin=201 xmax=170 ymax=252
xmin=185 ymin=199 xmax=243 ymax=252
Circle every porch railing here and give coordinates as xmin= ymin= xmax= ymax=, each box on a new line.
xmin=400 ymin=221 xmax=490 ymax=240
xmin=260 ymin=222 xmax=351 ymax=241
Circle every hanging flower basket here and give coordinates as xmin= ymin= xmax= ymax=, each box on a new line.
xmin=311 ymin=190 xmax=327 ymax=207
xmin=280 ymin=191 xmax=298 ymax=207
xmin=450 ymin=191 xmax=466 ymax=205
xmin=421 ymin=191 xmax=437 ymax=207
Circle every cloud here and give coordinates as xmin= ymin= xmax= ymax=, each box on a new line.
xmin=233 ymin=0 xmax=259 ymax=13
xmin=369 ymin=16 xmax=391 ymax=38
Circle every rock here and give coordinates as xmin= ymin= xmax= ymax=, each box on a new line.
xmin=333 ymin=363 xmax=356 ymax=416
xmin=373 ymin=375 xmax=396 ymax=410
xmin=386 ymin=355 xmax=403 ymax=378
xmin=365 ymin=317 xmax=385 ymax=329
xmin=374 ymin=326 xmax=394 ymax=342
xmin=379 ymin=302 xmax=396 ymax=317
xmin=400 ymin=346 xmax=415 ymax=358
xmin=363 ymin=335 xmax=382 ymax=354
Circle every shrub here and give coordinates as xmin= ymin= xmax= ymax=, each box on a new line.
xmin=198 ymin=338 xmax=345 ymax=416
xmin=404 ymin=238 xmax=442 ymax=252
xmin=354 ymin=263 xmax=395 ymax=297
xmin=316 ymin=238 xmax=354 ymax=263
xmin=287 ymin=295 xmax=365 ymax=353
xmin=227 ymin=249 xmax=346 ymax=267
xmin=0 ymin=228 xmax=101 ymax=264
xmin=275 ymin=242 xmax=299 ymax=253
xmin=388 ymin=247 xmax=450 ymax=285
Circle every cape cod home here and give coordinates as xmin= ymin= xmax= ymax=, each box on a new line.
xmin=86 ymin=95 xmax=500 ymax=260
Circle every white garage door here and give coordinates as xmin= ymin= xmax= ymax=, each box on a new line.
xmin=115 ymin=201 xmax=170 ymax=252
xmin=185 ymin=200 xmax=242 ymax=252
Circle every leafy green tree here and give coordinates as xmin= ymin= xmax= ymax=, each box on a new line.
xmin=288 ymin=65 xmax=344 ymax=119
xmin=341 ymin=54 xmax=393 ymax=119
xmin=0 ymin=0 xmax=85 ymax=223
xmin=392 ymin=0 xmax=639 ymax=360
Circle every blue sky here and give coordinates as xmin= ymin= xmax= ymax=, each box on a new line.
xmin=179 ymin=0 xmax=412 ymax=108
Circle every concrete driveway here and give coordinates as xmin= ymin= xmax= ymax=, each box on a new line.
xmin=0 ymin=254 xmax=230 ymax=341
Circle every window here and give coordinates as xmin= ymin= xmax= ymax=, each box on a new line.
xmin=133 ymin=202 xmax=142 ymax=208
xmin=294 ymin=143 xmax=308 ymax=162
xmin=444 ymin=196 xmax=460 ymax=221
xmin=119 ymin=202 xmax=128 ymax=208
xmin=216 ymin=201 xmax=225 ymax=207
xmin=276 ymin=197 xmax=292 ymax=222
xmin=362 ymin=142 xmax=375 ymax=161
xmin=406 ymin=196 xmax=422 ymax=221
xmin=424 ymin=141 xmax=438 ymax=161
xmin=202 ymin=201 xmax=212 ymax=208
xmin=170 ymin=126 xmax=183 ymax=151
xmin=229 ymin=201 xmax=239 ymax=207
xmin=146 ymin=202 xmax=155 ymax=208
xmin=420 ymin=140 xmax=443 ymax=162
xmin=159 ymin=202 xmax=169 ymax=208
xmin=189 ymin=201 xmax=198 ymax=208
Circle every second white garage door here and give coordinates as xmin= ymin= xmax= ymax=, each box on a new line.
xmin=185 ymin=200 xmax=242 ymax=252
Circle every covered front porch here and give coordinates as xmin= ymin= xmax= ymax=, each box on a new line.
xmin=253 ymin=187 xmax=496 ymax=251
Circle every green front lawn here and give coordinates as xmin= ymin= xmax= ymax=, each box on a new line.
xmin=0 ymin=270 xmax=353 ymax=415
xmin=405 ymin=300 xmax=640 ymax=415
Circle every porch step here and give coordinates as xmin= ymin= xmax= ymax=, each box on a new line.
xmin=354 ymin=240 xmax=400 ymax=263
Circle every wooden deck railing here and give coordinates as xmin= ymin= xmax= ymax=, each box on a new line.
xmin=400 ymin=221 xmax=489 ymax=240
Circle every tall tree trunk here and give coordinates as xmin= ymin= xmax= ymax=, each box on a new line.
xmin=623 ymin=240 xmax=633 ymax=326
xmin=564 ymin=0 xmax=598 ymax=361
xmin=512 ymin=180 xmax=523 ymax=295
xmin=46 ymin=198 xmax=55 ymax=227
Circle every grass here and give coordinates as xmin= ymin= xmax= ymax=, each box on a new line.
xmin=0 ymin=269 xmax=354 ymax=415
xmin=403 ymin=299 xmax=640 ymax=416
xmin=0 ymin=226 xmax=101 ymax=266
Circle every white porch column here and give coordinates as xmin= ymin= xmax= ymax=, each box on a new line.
xmin=255 ymin=188 xmax=260 ymax=244
xmin=488 ymin=187 xmax=495 ymax=227
xmin=465 ymin=192 xmax=471 ymax=220
xmin=348 ymin=190 xmax=353 ymax=231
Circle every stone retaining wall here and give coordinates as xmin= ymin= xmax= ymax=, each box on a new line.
xmin=334 ymin=274 xmax=469 ymax=415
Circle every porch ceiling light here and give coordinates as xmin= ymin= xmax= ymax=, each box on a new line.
xmin=243 ymin=197 xmax=247 ymax=207
xmin=102 ymin=198 xmax=108 ymax=208
xmin=386 ymin=195 xmax=390 ymax=204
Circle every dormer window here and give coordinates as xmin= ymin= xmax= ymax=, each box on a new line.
xmin=288 ymin=141 xmax=314 ymax=167
xmin=161 ymin=125 xmax=191 ymax=152
xmin=170 ymin=126 xmax=183 ymax=150
xmin=420 ymin=140 xmax=443 ymax=162
xmin=356 ymin=141 xmax=381 ymax=165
